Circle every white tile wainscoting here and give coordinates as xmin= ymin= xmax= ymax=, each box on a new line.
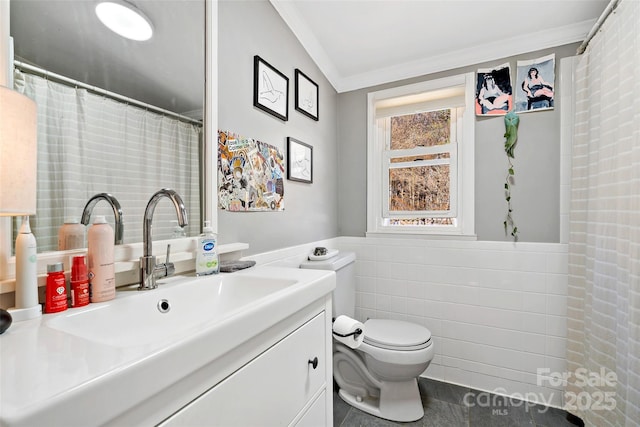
xmin=254 ymin=236 xmax=569 ymax=409
xmin=337 ymin=236 xmax=569 ymax=409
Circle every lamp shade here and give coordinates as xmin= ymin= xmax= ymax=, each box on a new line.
xmin=0 ymin=85 xmax=37 ymax=216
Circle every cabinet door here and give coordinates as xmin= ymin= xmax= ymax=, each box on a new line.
xmin=295 ymin=390 xmax=326 ymax=427
xmin=160 ymin=312 xmax=326 ymax=426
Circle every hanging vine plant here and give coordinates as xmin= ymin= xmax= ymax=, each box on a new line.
xmin=503 ymin=110 xmax=520 ymax=240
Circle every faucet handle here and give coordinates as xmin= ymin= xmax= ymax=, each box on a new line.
xmin=165 ymin=244 xmax=175 ymax=277
xmin=152 ymin=244 xmax=176 ymax=281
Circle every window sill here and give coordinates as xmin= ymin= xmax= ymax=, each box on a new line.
xmin=365 ymin=231 xmax=477 ymax=240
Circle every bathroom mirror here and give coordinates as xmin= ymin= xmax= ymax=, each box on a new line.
xmin=9 ymin=0 xmax=205 ymax=252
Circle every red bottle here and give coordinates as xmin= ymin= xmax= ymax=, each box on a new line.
xmin=45 ymin=262 xmax=67 ymax=313
xmin=71 ymin=255 xmax=90 ymax=308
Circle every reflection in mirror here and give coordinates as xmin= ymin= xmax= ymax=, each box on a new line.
xmin=9 ymin=0 xmax=205 ymax=253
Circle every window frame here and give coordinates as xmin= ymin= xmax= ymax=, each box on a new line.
xmin=366 ymin=73 xmax=476 ymax=238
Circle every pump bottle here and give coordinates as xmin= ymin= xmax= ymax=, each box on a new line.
xmin=196 ymin=221 xmax=219 ymax=276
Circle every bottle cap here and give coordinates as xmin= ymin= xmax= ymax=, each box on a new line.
xmin=93 ymin=215 xmax=107 ymax=224
xmin=64 ymin=217 xmax=80 ymax=224
xmin=47 ymin=262 xmax=64 ymax=273
xmin=71 ymin=255 xmax=88 ymax=281
xmin=203 ymin=220 xmax=213 ymax=232
xmin=19 ymin=216 xmax=32 ymax=234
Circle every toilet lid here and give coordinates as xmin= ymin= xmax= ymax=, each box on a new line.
xmin=363 ymin=319 xmax=432 ymax=351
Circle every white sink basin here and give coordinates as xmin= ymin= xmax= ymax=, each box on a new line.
xmin=45 ymin=274 xmax=297 ymax=348
xmin=2 ymin=265 xmax=335 ymax=427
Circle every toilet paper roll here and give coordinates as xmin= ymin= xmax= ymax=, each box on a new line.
xmin=332 ymin=315 xmax=365 ymax=349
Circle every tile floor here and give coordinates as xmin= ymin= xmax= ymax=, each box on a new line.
xmin=333 ymin=378 xmax=582 ymax=427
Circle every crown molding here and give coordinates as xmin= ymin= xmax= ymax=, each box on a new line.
xmin=270 ymin=0 xmax=595 ymax=94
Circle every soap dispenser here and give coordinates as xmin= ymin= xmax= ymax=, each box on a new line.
xmin=196 ymin=221 xmax=219 ymax=276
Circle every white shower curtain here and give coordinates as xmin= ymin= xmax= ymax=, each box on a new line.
xmin=14 ymin=70 xmax=202 ymax=251
xmin=566 ymin=0 xmax=639 ymax=425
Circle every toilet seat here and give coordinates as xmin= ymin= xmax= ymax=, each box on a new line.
xmin=359 ymin=340 xmax=433 ymax=365
xmin=356 ymin=319 xmax=433 ymax=366
xmin=363 ymin=319 xmax=431 ymax=351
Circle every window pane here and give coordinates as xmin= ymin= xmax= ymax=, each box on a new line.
xmin=390 ymin=110 xmax=450 ymax=150
xmin=389 ymin=165 xmax=450 ymax=211
xmin=390 ymin=153 xmax=450 ymax=163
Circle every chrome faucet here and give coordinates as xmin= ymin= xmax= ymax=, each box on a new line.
xmin=81 ymin=193 xmax=124 ymax=244
xmin=139 ymin=188 xmax=188 ymax=290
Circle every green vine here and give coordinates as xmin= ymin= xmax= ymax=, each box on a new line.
xmin=503 ymin=110 xmax=520 ymax=240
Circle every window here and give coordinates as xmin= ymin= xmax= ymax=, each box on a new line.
xmin=367 ymin=73 xmax=475 ymax=237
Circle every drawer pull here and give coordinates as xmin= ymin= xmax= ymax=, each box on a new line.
xmin=308 ymin=357 xmax=318 ymax=369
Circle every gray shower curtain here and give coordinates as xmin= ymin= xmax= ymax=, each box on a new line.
xmin=566 ymin=0 xmax=640 ymax=425
xmin=14 ymin=70 xmax=201 ymax=251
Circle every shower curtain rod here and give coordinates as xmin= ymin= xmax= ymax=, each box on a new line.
xmin=14 ymin=60 xmax=203 ymax=127
xmin=576 ymin=0 xmax=619 ymax=54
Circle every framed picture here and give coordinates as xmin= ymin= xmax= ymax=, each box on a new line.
xmin=253 ymin=55 xmax=288 ymax=121
xmin=294 ymin=69 xmax=319 ymax=121
xmin=287 ymin=137 xmax=313 ymax=183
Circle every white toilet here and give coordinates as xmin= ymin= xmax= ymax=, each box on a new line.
xmin=300 ymin=252 xmax=434 ymax=422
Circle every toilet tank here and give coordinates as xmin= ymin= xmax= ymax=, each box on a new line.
xmin=300 ymin=252 xmax=356 ymax=318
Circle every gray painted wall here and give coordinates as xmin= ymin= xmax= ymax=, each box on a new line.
xmin=219 ymin=2 xmax=576 ymax=246
xmin=218 ymin=0 xmax=339 ymax=255
xmin=337 ymin=44 xmax=579 ymax=243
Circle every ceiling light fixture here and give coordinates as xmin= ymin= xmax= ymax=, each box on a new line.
xmin=95 ymin=0 xmax=153 ymax=41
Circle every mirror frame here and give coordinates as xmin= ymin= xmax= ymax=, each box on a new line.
xmin=0 ymin=0 xmax=217 ymax=283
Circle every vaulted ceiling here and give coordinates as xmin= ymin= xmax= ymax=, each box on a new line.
xmin=270 ymin=0 xmax=610 ymax=92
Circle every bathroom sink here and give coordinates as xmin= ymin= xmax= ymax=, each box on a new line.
xmin=2 ymin=265 xmax=335 ymax=427
xmin=45 ymin=274 xmax=297 ymax=348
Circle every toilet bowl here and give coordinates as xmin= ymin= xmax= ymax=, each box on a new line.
xmin=334 ymin=318 xmax=433 ymax=422
xmin=300 ymin=252 xmax=434 ymax=422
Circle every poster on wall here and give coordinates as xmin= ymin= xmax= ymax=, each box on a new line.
xmin=515 ymin=53 xmax=555 ymax=113
xmin=475 ymin=63 xmax=513 ymax=116
xmin=218 ymin=130 xmax=285 ymax=212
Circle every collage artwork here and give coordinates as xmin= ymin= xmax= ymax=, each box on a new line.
xmin=218 ymin=130 xmax=285 ymax=212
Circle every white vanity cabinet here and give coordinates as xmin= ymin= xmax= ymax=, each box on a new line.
xmin=159 ymin=308 xmax=331 ymax=426
xmin=1 ymin=267 xmax=335 ymax=427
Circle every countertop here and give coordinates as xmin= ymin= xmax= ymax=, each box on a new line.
xmin=0 ymin=266 xmax=335 ymax=426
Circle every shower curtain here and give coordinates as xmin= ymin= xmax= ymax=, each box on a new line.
xmin=14 ymin=70 xmax=202 ymax=252
xmin=566 ymin=0 xmax=639 ymax=425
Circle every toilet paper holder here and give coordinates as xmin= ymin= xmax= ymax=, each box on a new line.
xmin=332 ymin=328 xmax=363 ymax=340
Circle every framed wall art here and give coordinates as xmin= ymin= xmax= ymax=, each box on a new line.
xmin=287 ymin=137 xmax=313 ymax=183
xmin=294 ymin=69 xmax=319 ymax=121
xmin=253 ymin=55 xmax=289 ymax=121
